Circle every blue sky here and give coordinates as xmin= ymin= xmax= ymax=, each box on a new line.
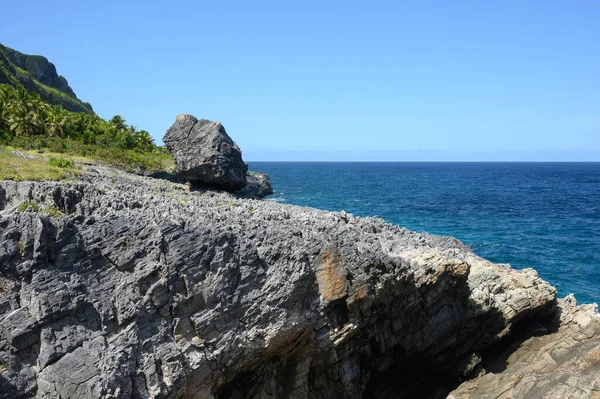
xmin=2 ymin=1 xmax=599 ymax=160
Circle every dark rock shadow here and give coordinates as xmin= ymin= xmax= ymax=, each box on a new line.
xmin=360 ymin=274 xmax=560 ymax=399
xmin=478 ymin=299 xmax=560 ymax=375
xmin=147 ymin=170 xmax=186 ymax=184
xmin=0 ymin=184 xmax=6 ymax=211
xmin=147 ymin=170 xmax=273 ymax=199
xmin=0 ymin=373 xmax=24 ymax=399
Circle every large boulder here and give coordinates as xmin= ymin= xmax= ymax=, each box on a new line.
xmin=163 ymin=114 xmax=247 ymax=190
xmin=236 ymin=171 xmax=273 ymax=198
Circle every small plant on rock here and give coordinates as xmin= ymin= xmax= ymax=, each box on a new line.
xmin=17 ymin=201 xmax=40 ymax=212
xmin=44 ymin=206 xmax=63 ymax=217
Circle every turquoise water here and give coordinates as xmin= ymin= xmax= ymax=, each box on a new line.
xmin=249 ymin=162 xmax=600 ymax=304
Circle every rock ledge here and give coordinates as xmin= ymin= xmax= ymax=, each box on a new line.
xmin=0 ymin=165 xmax=586 ymax=399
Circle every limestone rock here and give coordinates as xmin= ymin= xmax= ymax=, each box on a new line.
xmin=449 ymin=295 xmax=600 ymax=399
xmin=0 ymin=167 xmax=559 ymax=398
xmin=236 ymin=171 xmax=273 ymax=198
xmin=163 ymin=115 xmax=247 ymax=190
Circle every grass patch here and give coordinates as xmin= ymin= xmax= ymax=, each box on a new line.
xmin=93 ymin=147 xmax=173 ymax=173
xmin=49 ymin=157 xmax=73 ymax=168
xmin=17 ymin=201 xmax=40 ymax=212
xmin=44 ymin=206 xmax=63 ymax=217
xmin=1 ymin=138 xmax=174 ymax=176
xmin=0 ymin=147 xmax=82 ymax=181
xmin=5 ymin=137 xmax=174 ymax=173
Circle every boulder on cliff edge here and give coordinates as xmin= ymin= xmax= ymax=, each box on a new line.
xmin=163 ymin=114 xmax=248 ymax=190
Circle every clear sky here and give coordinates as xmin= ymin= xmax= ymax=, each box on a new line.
xmin=1 ymin=1 xmax=599 ymax=161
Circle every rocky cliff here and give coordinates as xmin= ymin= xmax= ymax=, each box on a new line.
xmin=449 ymin=295 xmax=600 ymax=398
xmin=0 ymin=43 xmax=93 ymax=114
xmin=0 ymin=166 xmax=596 ymax=398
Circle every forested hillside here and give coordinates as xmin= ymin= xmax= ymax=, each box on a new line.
xmin=0 ymin=43 xmax=93 ymax=114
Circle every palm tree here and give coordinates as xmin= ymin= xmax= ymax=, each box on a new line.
xmin=123 ymin=125 xmax=138 ymax=149
xmin=0 ymin=85 xmax=15 ymax=105
xmin=14 ymin=86 xmax=31 ymax=108
xmin=0 ymin=99 xmax=7 ymax=133
xmin=136 ymin=130 xmax=154 ymax=152
xmin=45 ymin=107 xmax=66 ymax=137
xmin=31 ymin=98 xmax=50 ymax=136
xmin=7 ymin=101 xmax=35 ymax=137
xmin=6 ymin=87 xmax=36 ymax=136
xmin=110 ymin=115 xmax=127 ymax=132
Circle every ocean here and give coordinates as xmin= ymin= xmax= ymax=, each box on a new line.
xmin=249 ymin=162 xmax=600 ymax=304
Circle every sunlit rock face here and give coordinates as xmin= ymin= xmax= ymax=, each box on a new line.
xmin=0 ymin=167 xmax=559 ymax=399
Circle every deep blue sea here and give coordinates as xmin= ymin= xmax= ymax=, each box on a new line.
xmin=249 ymin=162 xmax=600 ymax=304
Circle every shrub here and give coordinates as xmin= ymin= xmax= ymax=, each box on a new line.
xmin=49 ymin=157 xmax=72 ymax=168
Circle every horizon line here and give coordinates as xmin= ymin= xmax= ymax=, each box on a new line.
xmin=246 ymin=160 xmax=600 ymax=163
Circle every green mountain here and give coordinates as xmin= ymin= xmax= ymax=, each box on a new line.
xmin=0 ymin=43 xmax=93 ymax=114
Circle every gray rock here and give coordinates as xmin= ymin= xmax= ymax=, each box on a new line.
xmin=163 ymin=115 xmax=247 ymax=190
xmin=236 ymin=171 xmax=273 ymax=198
xmin=449 ymin=295 xmax=600 ymax=399
xmin=0 ymin=167 xmax=560 ymax=398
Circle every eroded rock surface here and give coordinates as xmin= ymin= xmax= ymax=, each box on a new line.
xmin=163 ymin=115 xmax=247 ymax=190
xmin=449 ymin=295 xmax=600 ymax=399
xmin=235 ymin=171 xmax=273 ymax=198
xmin=0 ymin=167 xmax=558 ymax=398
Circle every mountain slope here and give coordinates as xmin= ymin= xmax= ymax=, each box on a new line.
xmin=0 ymin=43 xmax=93 ymax=114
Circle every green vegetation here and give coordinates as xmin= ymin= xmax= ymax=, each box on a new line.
xmin=44 ymin=206 xmax=63 ymax=218
xmin=16 ymin=201 xmax=63 ymax=217
xmin=17 ymin=201 xmax=40 ymax=213
xmin=0 ymin=43 xmax=93 ymax=113
xmin=49 ymin=157 xmax=72 ymax=168
xmin=0 ymin=147 xmax=81 ymax=181
xmin=0 ymin=43 xmax=173 ymax=177
xmin=0 ymin=84 xmax=173 ymax=173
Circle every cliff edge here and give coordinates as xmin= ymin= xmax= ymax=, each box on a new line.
xmin=0 ymin=165 xmax=570 ymax=398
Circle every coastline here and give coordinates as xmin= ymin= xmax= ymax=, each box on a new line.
xmin=253 ymin=161 xmax=600 ymax=304
xmin=1 ymin=165 xmax=596 ymax=398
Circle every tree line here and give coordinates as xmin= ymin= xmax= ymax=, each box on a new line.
xmin=0 ymin=85 xmax=159 ymax=153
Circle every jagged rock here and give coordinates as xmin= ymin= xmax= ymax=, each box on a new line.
xmin=235 ymin=171 xmax=273 ymax=198
xmin=0 ymin=167 xmax=559 ymax=398
xmin=163 ymin=115 xmax=247 ymax=190
xmin=449 ymin=295 xmax=600 ymax=398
